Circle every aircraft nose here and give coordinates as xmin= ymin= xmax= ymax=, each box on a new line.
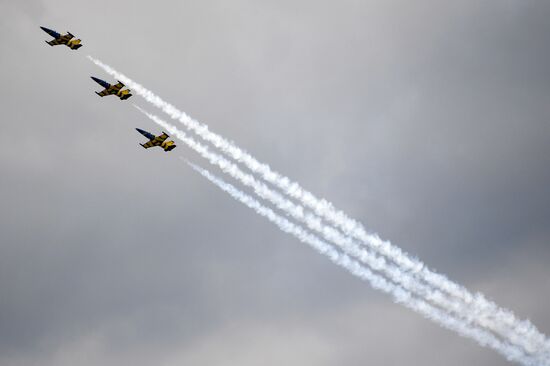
xmin=90 ymin=76 xmax=109 ymax=88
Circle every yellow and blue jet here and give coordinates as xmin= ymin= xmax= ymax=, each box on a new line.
xmin=40 ymin=26 xmax=82 ymax=50
xmin=136 ymin=128 xmax=176 ymax=152
xmin=91 ymin=77 xmax=133 ymax=100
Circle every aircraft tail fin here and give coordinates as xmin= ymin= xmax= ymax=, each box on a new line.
xmin=163 ymin=141 xmax=176 ymax=152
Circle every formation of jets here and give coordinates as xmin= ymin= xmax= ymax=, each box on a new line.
xmin=41 ymin=26 xmax=176 ymax=153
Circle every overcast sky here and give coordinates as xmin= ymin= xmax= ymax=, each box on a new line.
xmin=1 ymin=1 xmax=549 ymax=365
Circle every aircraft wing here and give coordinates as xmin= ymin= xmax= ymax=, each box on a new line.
xmin=60 ymin=33 xmax=73 ymax=42
xmin=96 ymin=88 xmax=111 ymax=97
xmin=47 ymin=39 xmax=64 ymax=46
xmin=112 ymin=82 xmax=124 ymax=91
xmin=141 ymin=140 xmax=156 ymax=149
xmin=156 ymin=133 xmax=169 ymax=142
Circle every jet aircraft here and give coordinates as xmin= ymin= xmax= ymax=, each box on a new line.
xmin=91 ymin=77 xmax=133 ymax=100
xmin=40 ymin=26 xmax=83 ymax=50
xmin=136 ymin=128 xmax=177 ymax=152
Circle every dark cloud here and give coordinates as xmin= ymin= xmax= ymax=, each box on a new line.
xmin=0 ymin=1 xmax=549 ymax=365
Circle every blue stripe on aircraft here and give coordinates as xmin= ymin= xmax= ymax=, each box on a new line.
xmin=136 ymin=128 xmax=155 ymax=140
xmin=91 ymin=76 xmax=110 ymax=88
xmin=40 ymin=26 xmax=60 ymax=39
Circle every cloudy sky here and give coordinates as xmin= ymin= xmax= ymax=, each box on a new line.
xmin=1 ymin=0 xmax=549 ymax=365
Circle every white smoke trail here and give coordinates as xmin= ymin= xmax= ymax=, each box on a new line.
xmin=139 ymin=107 xmax=550 ymax=365
xmin=88 ymin=56 xmax=550 ymax=361
xmin=136 ymin=106 xmax=515 ymax=345
xmin=187 ymin=162 xmax=538 ymax=366
xmin=137 ymin=107 xmax=464 ymax=313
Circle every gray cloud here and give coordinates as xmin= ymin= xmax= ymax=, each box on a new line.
xmin=0 ymin=0 xmax=549 ymax=365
